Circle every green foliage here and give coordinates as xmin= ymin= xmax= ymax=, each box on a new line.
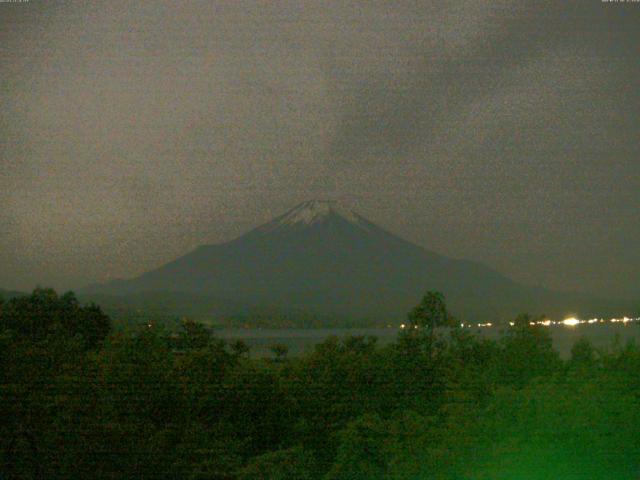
xmin=325 ymin=413 xmax=389 ymax=480
xmin=230 ymin=339 xmax=251 ymax=358
xmin=407 ymin=291 xmax=455 ymax=332
xmin=1 ymin=288 xmax=110 ymax=350
xmin=568 ymin=336 xmax=599 ymax=370
xmin=238 ymin=446 xmax=316 ymax=480
xmin=179 ymin=319 xmax=213 ymax=350
xmin=498 ymin=314 xmax=561 ymax=387
xmin=2 ymin=291 xmax=640 ymax=479
xmin=270 ymin=343 xmax=289 ymax=362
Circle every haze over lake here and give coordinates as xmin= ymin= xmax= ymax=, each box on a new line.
xmin=217 ymin=323 xmax=640 ymax=358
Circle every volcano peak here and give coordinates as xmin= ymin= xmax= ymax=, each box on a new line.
xmin=83 ymin=199 xmax=634 ymax=325
xmin=274 ymin=200 xmax=361 ymax=227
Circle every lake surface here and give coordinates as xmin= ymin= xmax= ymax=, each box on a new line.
xmin=215 ymin=323 xmax=640 ymax=358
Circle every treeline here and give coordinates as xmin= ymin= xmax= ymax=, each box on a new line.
xmin=2 ymin=289 xmax=640 ymax=478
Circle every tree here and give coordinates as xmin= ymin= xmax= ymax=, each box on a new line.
xmin=179 ymin=319 xmax=211 ymax=349
xmin=238 ymin=446 xmax=316 ymax=480
xmin=0 ymin=289 xmax=108 ymax=478
xmin=325 ymin=414 xmax=389 ymax=480
xmin=270 ymin=343 xmax=289 ymax=362
xmin=230 ymin=339 xmax=250 ymax=358
xmin=0 ymin=288 xmax=110 ymax=350
xmin=569 ymin=336 xmax=598 ymax=370
xmin=407 ymin=291 xmax=454 ymax=335
xmin=499 ymin=313 xmax=561 ymax=387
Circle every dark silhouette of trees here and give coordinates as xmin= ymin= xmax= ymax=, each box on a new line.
xmin=407 ymin=291 xmax=455 ymax=333
xmin=179 ymin=318 xmax=212 ymax=349
xmin=499 ymin=313 xmax=561 ymax=387
xmin=0 ymin=288 xmax=109 ymax=478
xmin=230 ymin=339 xmax=251 ymax=358
xmin=2 ymin=288 xmax=640 ymax=478
xmin=568 ymin=336 xmax=599 ymax=372
xmin=270 ymin=343 xmax=289 ymax=362
xmin=238 ymin=446 xmax=316 ymax=480
xmin=1 ymin=288 xmax=110 ymax=349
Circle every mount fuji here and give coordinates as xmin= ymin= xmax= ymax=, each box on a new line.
xmin=84 ymin=200 xmax=635 ymax=325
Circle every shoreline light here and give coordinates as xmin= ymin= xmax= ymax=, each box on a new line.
xmin=561 ymin=317 xmax=580 ymax=326
xmin=397 ymin=316 xmax=639 ymax=330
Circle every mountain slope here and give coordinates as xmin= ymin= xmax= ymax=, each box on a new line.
xmin=84 ymin=200 xmax=637 ymax=324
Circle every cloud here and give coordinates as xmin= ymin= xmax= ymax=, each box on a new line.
xmin=0 ymin=1 xmax=638 ymax=296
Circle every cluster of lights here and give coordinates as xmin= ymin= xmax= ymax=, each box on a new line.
xmin=399 ymin=324 xmax=420 ymax=330
xmin=400 ymin=317 xmax=640 ymax=330
xmin=460 ymin=317 xmax=640 ymax=328
xmin=523 ymin=316 xmax=639 ymax=328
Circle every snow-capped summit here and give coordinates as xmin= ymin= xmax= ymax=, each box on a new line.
xmin=83 ymin=200 xmax=633 ymax=325
xmin=257 ymin=200 xmax=367 ymax=233
xmin=279 ymin=200 xmax=359 ymax=225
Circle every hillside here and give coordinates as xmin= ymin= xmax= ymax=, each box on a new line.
xmin=83 ymin=200 xmax=637 ymax=325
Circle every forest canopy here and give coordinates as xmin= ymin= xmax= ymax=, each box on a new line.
xmin=1 ymin=289 xmax=639 ymax=479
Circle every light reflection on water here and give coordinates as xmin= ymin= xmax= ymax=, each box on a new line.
xmin=216 ymin=322 xmax=640 ymax=358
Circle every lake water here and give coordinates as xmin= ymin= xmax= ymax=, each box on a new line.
xmin=215 ymin=323 xmax=640 ymax=358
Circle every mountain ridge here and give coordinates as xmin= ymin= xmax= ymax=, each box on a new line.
xmin=82 ymin=200 xmax=638 ymax=325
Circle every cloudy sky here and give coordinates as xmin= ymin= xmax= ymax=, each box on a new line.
xmin=1 ymin=1 xmax=639 ymax=298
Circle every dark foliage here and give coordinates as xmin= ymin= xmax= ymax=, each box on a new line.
xmin=1 ymin=288 xmax=110 ymax=350
xmin=1 ymin=289 xmax=639 ymax=478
